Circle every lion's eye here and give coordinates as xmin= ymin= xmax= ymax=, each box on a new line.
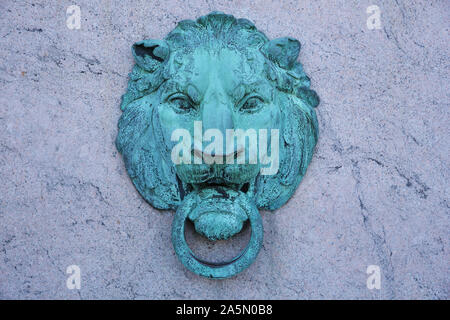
xmin=169 ymin=94 xmax=194 ymax=113
xmin=239 ymin=96 xmax=264 ymax=113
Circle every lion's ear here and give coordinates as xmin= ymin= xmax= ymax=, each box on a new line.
xmin=260 ymin=37 xmax=300 ymax=70
xmin=132 ymin=39 xmax=170 ymax=71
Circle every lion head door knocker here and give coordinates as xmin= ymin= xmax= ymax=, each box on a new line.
xmin=116 ymin=12 xmax=319 ymax=278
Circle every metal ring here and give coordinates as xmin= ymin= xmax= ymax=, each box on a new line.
xmin=171 ymin=197 xmax=263 ymax=279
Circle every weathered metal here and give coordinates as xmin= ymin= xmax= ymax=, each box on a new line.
xmin=116 ymin=12 xmax=319 ymax=278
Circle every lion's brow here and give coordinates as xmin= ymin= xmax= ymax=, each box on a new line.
xmin=231 ymin=81 xmax=269 ymax=100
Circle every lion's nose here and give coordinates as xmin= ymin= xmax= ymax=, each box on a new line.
xmin=202 ymin=102 xmax=234 ymax=134
xmin=200 ymin=93 xmax=235 ymax=156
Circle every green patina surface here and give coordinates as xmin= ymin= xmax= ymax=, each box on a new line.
xmin=116 ymin=12 xmax=319 ymax=279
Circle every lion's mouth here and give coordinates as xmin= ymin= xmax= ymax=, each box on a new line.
xmin=175 ymin=167 xmax=256 ymax=241
xmin=179 ymin=178 xmax=251 ymax=198
xmin=193 ymin=179 xmax=250 ymax=193
xmin=176 ymin=173 xmax=254 ymax=200
xmin=178 ymin=178 xmax=254 ymax=241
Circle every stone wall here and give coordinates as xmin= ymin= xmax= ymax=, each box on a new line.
xmin=0 ymin=0 xmax=448 ymax=299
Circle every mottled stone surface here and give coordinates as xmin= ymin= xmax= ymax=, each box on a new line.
xmin=0 ymin=0 xmax=448 ymax=299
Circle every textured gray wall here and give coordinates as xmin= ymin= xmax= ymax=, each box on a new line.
xmin=0 ymin=0 xmax=448 ymax=299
